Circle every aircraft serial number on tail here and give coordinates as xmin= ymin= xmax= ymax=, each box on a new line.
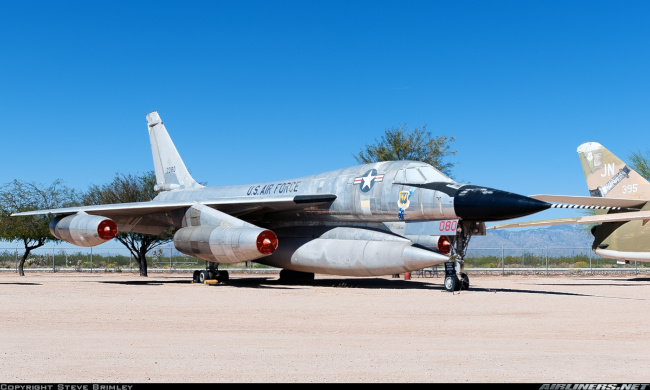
xmin=622 ymin=184 xmax=638 ymax=194
xmin=247 ymin=181 xmax=301 ymax=196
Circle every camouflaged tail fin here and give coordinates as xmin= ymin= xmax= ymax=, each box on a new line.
xmin=577 ymin=142 xmax=650 ymax=200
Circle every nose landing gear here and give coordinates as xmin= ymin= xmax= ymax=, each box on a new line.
xmin=445 ymin=221 xmax=484 ymax=292
xmin=443 ymin=262 xmax=469 ymax=292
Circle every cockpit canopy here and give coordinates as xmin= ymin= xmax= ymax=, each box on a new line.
xmin=394 ymin=164 xmax=453 ymax=183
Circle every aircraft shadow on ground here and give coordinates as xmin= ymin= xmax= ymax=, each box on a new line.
xmin=0 ymin=282 xmax=42 ymax=286
xmin=99 ymin=279 xmax=191 ymax=286
xmin=537 ymin=277 xmax=650 ymax=288
xmin=628 ymin=277 xmax=650 ymax=282
xmin=266 ymin=277 xmax=443 ymax=290
xmin=96 ymin=276 xmax=612 ymax=296
xmin=472 ymin=287 xmax=591 ymax=297
xmin=255 ymin=278 xmax=644 ymax=297
xmin=98 ymin=277 xmax=445 ymax=290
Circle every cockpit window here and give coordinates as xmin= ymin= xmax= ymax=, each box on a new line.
xmin=405 ymin=168 xmax=426 ymax=182
xmin=417 ymin=166 xmax=452 ymax=182
xmin=395 ymin=165 xmax=453 ymax=183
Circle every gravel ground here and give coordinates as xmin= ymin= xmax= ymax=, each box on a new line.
xmin=1 ymin=271 xmax=649 ymax=383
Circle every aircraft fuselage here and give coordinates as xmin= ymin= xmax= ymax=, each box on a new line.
xmin=153 ymin=160 xmax=546 ymax=228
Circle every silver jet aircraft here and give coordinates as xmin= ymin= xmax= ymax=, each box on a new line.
xmin=14 ymin=111 xmax=551 ymax=291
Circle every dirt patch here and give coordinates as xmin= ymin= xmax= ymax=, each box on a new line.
xmin=1 ymin=272 xmax=649 ymax=383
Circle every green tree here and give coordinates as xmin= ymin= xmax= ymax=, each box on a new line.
xmin=629 ymin=149 xmax=650 ymax=180
xmin=354 ymin=124 xmax=457 ymax=176
xmin=82 ymin=171 xmax=173 ymax=277
xmin=0 ymin=180 xmax=79 ymax=276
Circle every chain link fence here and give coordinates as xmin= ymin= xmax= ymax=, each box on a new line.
xmin=0 ymin=246 xmax=275 ymax=273
xmin=1 ymin=245 xmax=647 ymax=274
xmin=464 ymin=247 xmax=649 ymax=275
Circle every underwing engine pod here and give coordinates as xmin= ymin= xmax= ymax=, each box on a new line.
xmin=49 ymin=213 xmax=118 ymax=247
xmin=258 ymin=227 xmax=451 ymax=276
xmin=173 ymin=225 xmax=278 ymax=263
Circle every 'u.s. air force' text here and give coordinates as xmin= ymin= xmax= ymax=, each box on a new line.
xmin=247 ymin=181 xmax=300 ymax=196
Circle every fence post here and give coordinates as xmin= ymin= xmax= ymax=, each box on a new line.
xmin=169 ymin=247 xmax=172 ymax=273
xmin=90 ymin=246 xmax=93 ymax=273
xmin=545 ymin=247 xmax=548 ymax=275
xmin=501 ymin=246 xmax=504 ymax=275
xmin=52 ymin=247 xmax=55 ymax=273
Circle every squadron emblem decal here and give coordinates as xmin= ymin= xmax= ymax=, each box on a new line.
xmin=354 ymin=169 xmax=384 ymax=192
xmin=398 ymin=190 xmax=411 ymax=208
xmin=398 ymin=189 xmax=414 ymax=220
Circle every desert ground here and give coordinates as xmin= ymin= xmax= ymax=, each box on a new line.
xmin=1 ymin=270 xmax=649 ymax=383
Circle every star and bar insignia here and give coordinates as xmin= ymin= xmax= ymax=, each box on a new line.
xmin=354 ymin=169 xmax=385 ymax=192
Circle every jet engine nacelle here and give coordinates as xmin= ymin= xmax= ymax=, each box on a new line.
xmin=261 ymin=237 xmax=449 ymax=276
xmin=258 ymin=227 xmax=450 ymax=276
xmin=173 ymin=226 xmax=278 ymax=263
xmin=49 ymin=213 xmax=118 ymax=247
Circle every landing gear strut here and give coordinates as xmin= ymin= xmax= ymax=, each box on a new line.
xmin=193 ymin=262 xmax=229 ymax=283
xmin=444 ymin=221 xmax=485 ymax=292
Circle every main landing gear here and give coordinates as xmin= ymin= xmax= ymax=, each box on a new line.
xmin=193 ymin=262 xmax=229 ymax=284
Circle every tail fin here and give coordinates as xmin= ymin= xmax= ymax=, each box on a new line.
xmin=577 ymin=142 xmax=650 ymax=200
xmin=146 ymin=111 xmax=203 ymax=191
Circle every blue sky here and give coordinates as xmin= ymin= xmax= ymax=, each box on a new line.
xmin=1 ymin=0 xmax=649 ymax=225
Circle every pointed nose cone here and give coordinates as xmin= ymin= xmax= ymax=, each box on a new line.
xmin=454 ymin=185 xmax=550 ymax=221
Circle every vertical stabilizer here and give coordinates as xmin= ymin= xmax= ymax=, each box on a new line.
xmin=577 ymin=142 xmax=650 ymax=199
xmin=146 ymin=111 xmax=203 ymax=191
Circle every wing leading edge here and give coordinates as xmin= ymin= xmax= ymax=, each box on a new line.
xmin=12 ymin=193 xmax=338 ymax=218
